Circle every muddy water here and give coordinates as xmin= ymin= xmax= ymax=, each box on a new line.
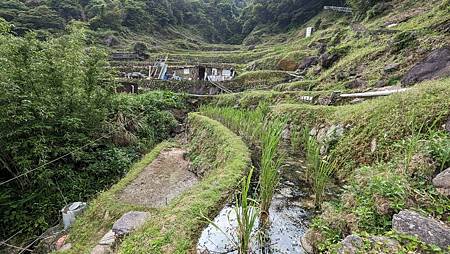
xmin=197 ymin=164 xmax=311 ymax=254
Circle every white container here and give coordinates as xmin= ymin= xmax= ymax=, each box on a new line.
xmin=61 ymin=202 xmax=87 ymax=229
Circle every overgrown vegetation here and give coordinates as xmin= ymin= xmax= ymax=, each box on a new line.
xmin=0 ymin=23 xmax=186 ymax=242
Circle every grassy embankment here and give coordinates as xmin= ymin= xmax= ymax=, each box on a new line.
xmin=200 ymin=77 xmax=450 ymax=252
xmin=65 ymin=113 xmax=252 ymax=253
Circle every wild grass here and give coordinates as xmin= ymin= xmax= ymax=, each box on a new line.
xmin=428 ymin=130 xmax=450 ymax=172
xmin=259 ymin=119 xmax=285 ymax=225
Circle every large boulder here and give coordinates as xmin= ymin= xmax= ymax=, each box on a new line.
xmin=402 ymin=47 xmax=450 ymax=85
xmin=300 ymin=229 xmax=323 ymax=254
xmin=278 ymin=59 xmax=298 ymax=71
xmin=103 ymin=35 xmax=119 ymax=47
xmin=392 ymin=210 xmax=450 ymax=249
xmin=433 ymin=168 xmax=450 ymax=196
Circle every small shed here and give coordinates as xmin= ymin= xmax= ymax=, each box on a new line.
xmin=169 ymin=65 xmax=235 ymax=82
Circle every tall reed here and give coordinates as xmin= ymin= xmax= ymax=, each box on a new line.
xmin=259 ymin=119 xmax=285 ymax=225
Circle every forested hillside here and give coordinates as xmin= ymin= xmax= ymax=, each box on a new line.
xmin=0 ymin=0 xmax=347 ymax=45
xmin=0 ymin=0 xmax=245 ymax=44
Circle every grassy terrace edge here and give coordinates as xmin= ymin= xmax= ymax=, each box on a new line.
xmin=61 ymin=141 xmax=177 ymax=253
xmin=117 ymin=113 xmax=251 ymax=253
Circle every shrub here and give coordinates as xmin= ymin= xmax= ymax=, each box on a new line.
xmin=346 ymin=0 xmax=386 ymax=18
xmin=390 ymin=31 xmax=417 ymax=53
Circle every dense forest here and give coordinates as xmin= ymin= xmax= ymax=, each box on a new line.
xmin=0 ymin=0 xmax=354 ymax=44
xmin=0 ymin=0 xmax=245 ymax=44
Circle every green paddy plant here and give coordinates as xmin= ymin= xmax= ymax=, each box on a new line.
xmin=201 ymin=168 xmax=258 ymax=254
xmin=313 ymin=158 xmax=338 ymax=208
xmin=302 ymin=127 xmax=320 ymax=184
xmin=235 ymin=167 xmax=259 ymax=254
xmin=259 ymin=119 xmax=286 ymax=226
xmin=301 ymin=127 xmax=336 ymax=208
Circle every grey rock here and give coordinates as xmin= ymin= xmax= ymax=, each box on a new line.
xmin=368 ymin=236 xmax=400 ymax=252
xmin=103 ymin=36 xmax=119 ymax=47
xmin=445 ymin=116 xmax=450 ymax=133
xmin=433 ymin=168 xmax=450 ymax=196
xmin=402 ymin=47 xmax=450 ymax=85
xmin=392 ymin=210 xmax=450 ymax=249
xmin=298 ymin=56 xmax=319 ymax=72
xmin=99 ymin=230 xmax=116 ymax=246
xmin=350 ymin=98 xmax=365 ymax=104
xmin=282 ymin=127 xmax=291 ymax=141
xmin=112 ymin=211 xmax=150 ymax=237
xmin=344 ymin=79 xmax=367 ymax=89
xmin=300 ymin=233 xmax=314 ymax=254
xmin=314 ymin=124 xmax=345 ymax=154
xmin=91 ymin=245 xmax=113 ymax=254
xmin=338 ymin=235 xmax=400 ymax=254
xmin=319 ymin=53 xmax=340 ymax=69
xmin=300 ymin=229 xmax=320 ymax=254
xmin=384 ymin=63 xmax=400 ymax=73
xmin=338 ymin=235 xmax=364 ymax=254
xmin=59 ymin=243 xmax=72 ymax=251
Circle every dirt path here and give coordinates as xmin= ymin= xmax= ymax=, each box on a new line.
xmin=118 ymin=148 xmax=198 ymax=208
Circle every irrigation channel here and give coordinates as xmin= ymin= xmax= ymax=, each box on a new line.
xmin=197 ymin=152 xmax=313 ymax=254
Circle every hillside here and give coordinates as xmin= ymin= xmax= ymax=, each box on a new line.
xmin=1 ymin=0 xmax=450 ymax=253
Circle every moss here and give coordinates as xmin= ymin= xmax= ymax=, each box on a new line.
xmin=117 ymin=113 xmax=251 ymax=253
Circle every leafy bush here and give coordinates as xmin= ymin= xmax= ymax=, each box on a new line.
xmin=390 ymin=31 xmax=417 ymax=53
